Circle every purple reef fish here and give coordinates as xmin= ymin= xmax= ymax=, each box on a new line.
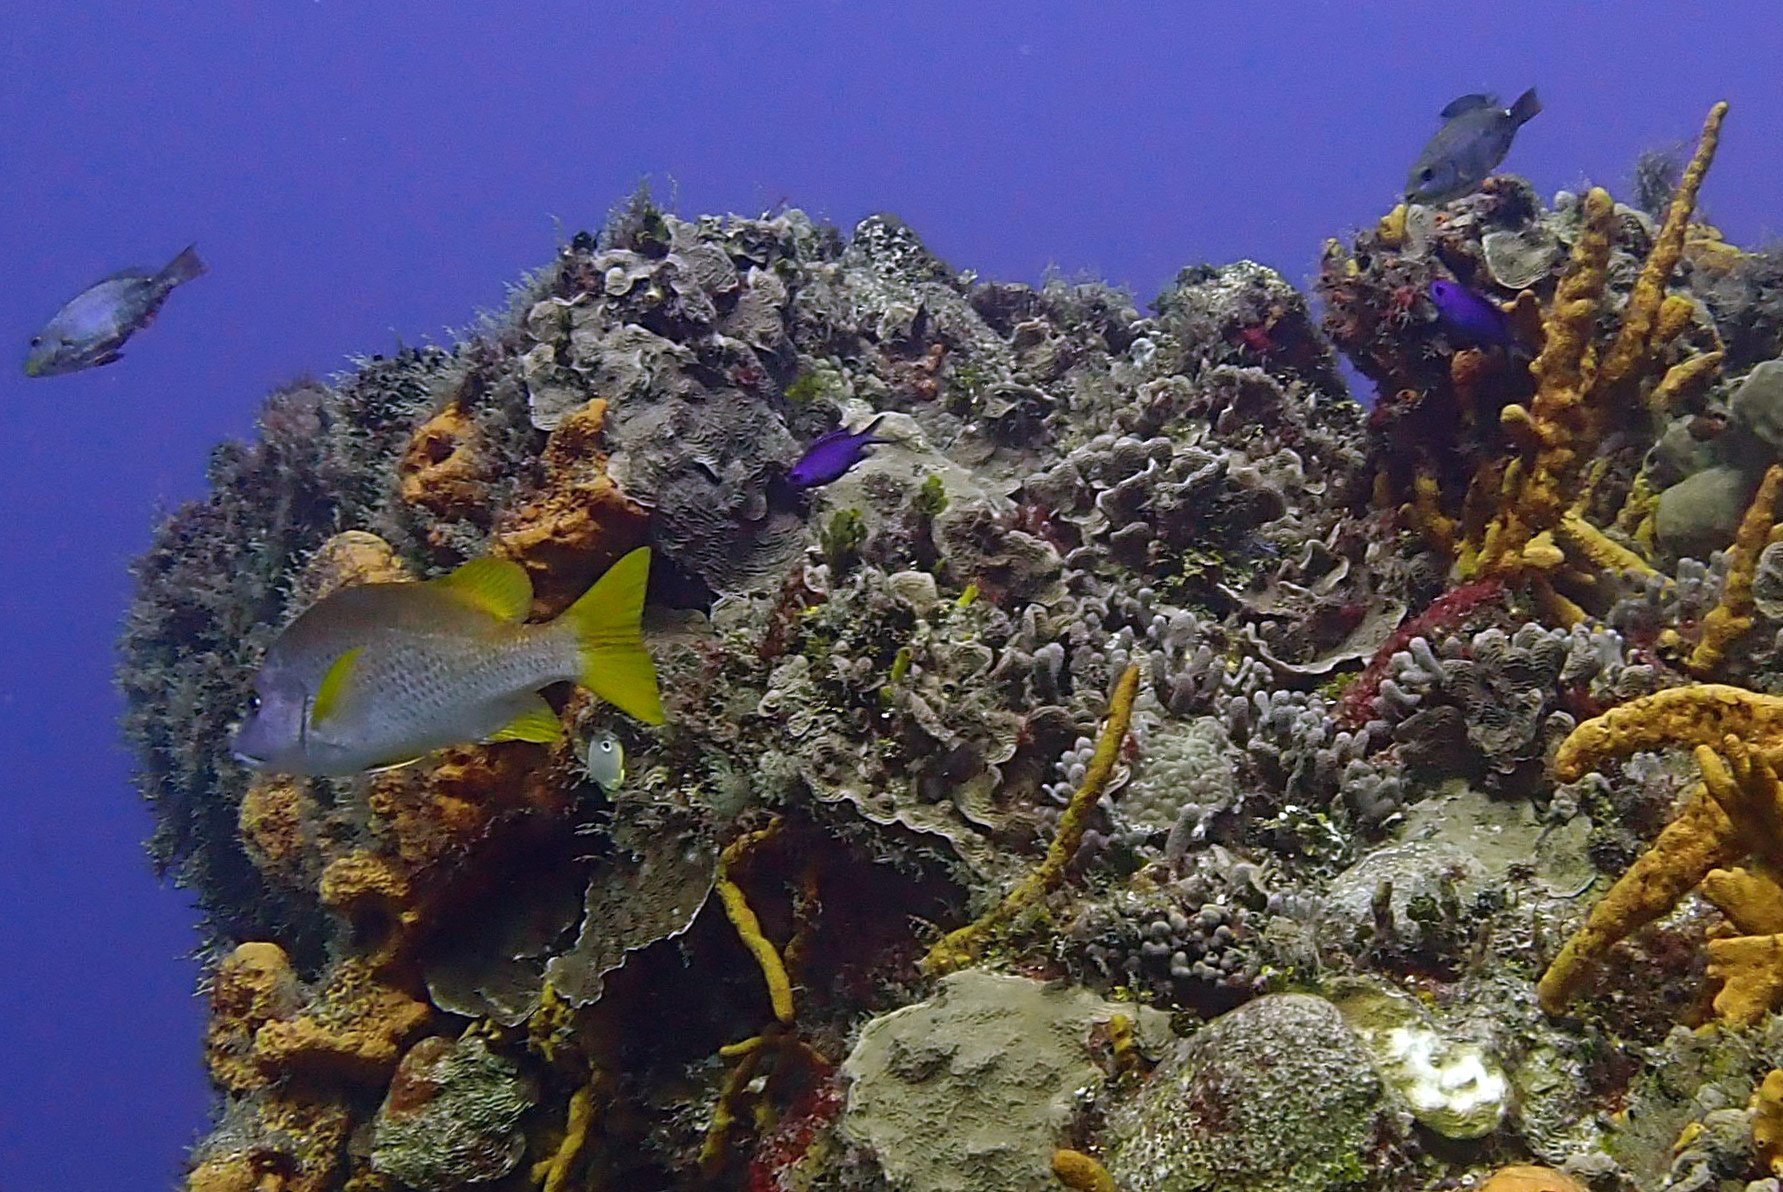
xmin=788 ymin=414 xmax=891 ymax=489
xmin=25 ymin=244 xmax=207 ymax=377
xmin=1429 ymin=280 xmax=1513 ymax=348
xmin=1405 ymin=88 xmax=1542 ymax=205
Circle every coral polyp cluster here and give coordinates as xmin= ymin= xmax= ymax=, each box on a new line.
xmin=122 ymin=102 xmax=1783 ymax=1190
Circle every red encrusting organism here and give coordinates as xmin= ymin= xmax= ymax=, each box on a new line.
xmin=1337 ymin=576 xmax=1506 ymax=728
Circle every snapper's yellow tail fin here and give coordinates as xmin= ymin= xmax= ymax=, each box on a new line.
xmin=559 ymin=547 xmax=664 ymax=725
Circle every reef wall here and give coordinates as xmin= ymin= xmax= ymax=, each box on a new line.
xmin=121 ymin=105 xmax=1783 ymax=1191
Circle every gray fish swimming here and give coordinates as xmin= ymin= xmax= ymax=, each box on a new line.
xmin=583 ymin=730 xmax=625 ymax=790
xmin=24 ymin=244 xmax=206 ymax=376
xmin=1405 ymin=89 xmax=1542 ymax=206
xmin=233 ymin=548 xmax=664 ymax=777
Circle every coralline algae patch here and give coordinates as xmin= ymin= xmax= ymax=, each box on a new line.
xmin=120 ymin=101 xmax=1783 ymax=1192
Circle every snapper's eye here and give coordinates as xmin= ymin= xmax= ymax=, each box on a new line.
xmin=246 ymin=693 xmax=262 ymax=712
xmin=27 ymin=336 xmax=40 ymax=347
xmin=1419 ymin=168 xmax=1435 ymax=182
xmin=598 ymin=740 xmax=615 ymax=754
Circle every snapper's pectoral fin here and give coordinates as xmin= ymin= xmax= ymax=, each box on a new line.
xmin=363 ymin=752 xmax=428 ymax=774
xmin=92 ymin=350 xmax=124 ymax=368
xmin=561 ymin=547 xmax=665 ymax=725
xmin=486 ymin=694 xmax=564 ymax=744
xmin=433 ymin=556 xmax=534 ymax=621
xmin=312 ymin=646 xmax=364 ymax=725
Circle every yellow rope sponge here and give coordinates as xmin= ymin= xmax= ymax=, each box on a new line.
xmin=1689 ymin=464 xmax=1783 ymax=675
xmin=1539 ymin=738 xmax=1783 ymax=1017
xmin=1557 ymin=512 xmax=1657 ymax=578
xmin=715 ymin=826 xmax=795 ymax=1024
xmin=923 ymin=663 xmax=1143 ymax=976
xmin=535 ymin=1083 xmax=597 ymax=1192
xmin=1468 ymin=102 xmax=1730 ymax=581
xmin=1536 ymin=774 xmax=1740 ymax=1011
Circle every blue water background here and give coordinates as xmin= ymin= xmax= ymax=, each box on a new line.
xmin=1 ymin=4 xmax=1776 ymax=1186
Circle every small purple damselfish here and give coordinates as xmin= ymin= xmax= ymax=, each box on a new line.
xmin=787 ymin=414 xmax=890 ymax=489
xmin=1428 ymin=279 xmax=1513 ymax=348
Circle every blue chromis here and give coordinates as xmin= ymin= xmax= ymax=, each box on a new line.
xmin=24 ymin=244 xmax=206 ymax=377
xmin=233 ymin=547 xmax=664 ymax=777
xmin=1405 ymin=89 xmax=1541 ymax=206
xmin=1428 ymin=280 xmax=1513 ymax=348
xmin=787 ymin=414 xmax=890 ymax=489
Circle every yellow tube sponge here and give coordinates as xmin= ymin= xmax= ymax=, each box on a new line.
xmin=1753 ymin=1069 xmax=1783 ymax=1176
xmin=1553 ymin=683 xmax=1783 ymax=782
xmin=1536 ymin=780 xmax=1740 ymax=1012
xmin=1689 ymin=464 xmax=1783 ymax=675
xmin=1597 ymin=101 xmax=1729 ymax=408
xmin=1051 ymin=1148 xmax=1118 ymax=1192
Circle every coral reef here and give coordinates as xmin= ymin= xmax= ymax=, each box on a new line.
xmin=117 ymin=102 xmax=1783 ymax=1190
xmin=840 ymin=970 xmax=1166 ymax=1192
xmin=1105 ymin=993 xmax=1410 ymax=1192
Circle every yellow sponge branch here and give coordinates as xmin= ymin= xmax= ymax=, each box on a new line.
xmin=715 ymin=825 xmax=796 ymax=1024
xmin=1598 ymin=101 xmax=1729 ymax=409
xmin=1554 ymin=683 xmax=1783 ymax=781
xmin=923 ymin=664 xmax=1143 ymax=976
xmin=1689 ymin=464 xmax=1783 ymax=675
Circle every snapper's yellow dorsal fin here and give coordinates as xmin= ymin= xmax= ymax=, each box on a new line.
xmin=312 ymin=646 xmax=364 ymax=726
xmin=486 ymin=694 xmax=563 ymax=744
xmin=433 ymin=557 xmax=534 ymax=622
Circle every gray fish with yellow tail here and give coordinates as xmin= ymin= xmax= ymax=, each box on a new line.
xmin=233 ymin=547 xmax=664 ymax=777
xmin=25 ymin=244 xmax=207 ymax=376
xmin=1404 ymin=89 xmax=1541 ymax=206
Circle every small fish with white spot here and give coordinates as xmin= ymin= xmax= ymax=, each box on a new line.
xmin=583 ymin=730 xmax=625 ymax=791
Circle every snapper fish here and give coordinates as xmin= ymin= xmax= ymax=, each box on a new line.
xmin=233 ymin=548 xmax=664 ymax=777
xmin=787 ymin=414 xmax=890 ymax=489
xmin=25 ymin=244 xmax=206 ymax=376
xmin=1405 ymin=89 xmax=1541 ymax=206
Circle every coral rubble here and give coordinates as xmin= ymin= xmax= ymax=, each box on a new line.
xmin=120 ymin=103 xmax=1783 ymax=1189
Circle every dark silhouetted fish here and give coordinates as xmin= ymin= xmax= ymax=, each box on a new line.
xmin=1405 ymin=89 xmax=1541 ymax=205
xmin=24 ymin=244 xmax=207 ymax=376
